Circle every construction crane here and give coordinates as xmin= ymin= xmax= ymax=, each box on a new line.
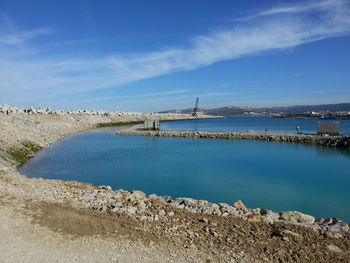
xmin=192 ymin=97 xmax=199 ymax=117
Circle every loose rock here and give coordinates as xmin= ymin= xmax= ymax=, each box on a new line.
xmin=280 ymin=211 xmax=315 ymax=224
xmin=233 ymin=200 xmax=247 ymax=210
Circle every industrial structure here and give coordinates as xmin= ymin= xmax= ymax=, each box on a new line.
xmin=317 ymin=122 xmax=340 ymax=135
xmin=144 ymin=119 xmax=160 ymax=130
xmin=192 ymin=97 xmax=199 ymax=117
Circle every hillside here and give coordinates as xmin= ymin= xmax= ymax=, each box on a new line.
xmin=160 ymin=103 xmax=350 ymax=117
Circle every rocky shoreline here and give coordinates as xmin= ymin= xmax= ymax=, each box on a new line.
xmin=85 ymin=186 xmax=349 ymax=233
xmin=1 ymin=110 xmax=350 ymax=262
xmin=119 ymin=127 xmax=350 ymax=148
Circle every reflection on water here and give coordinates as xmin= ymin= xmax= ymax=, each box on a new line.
xmin=314 ymin=146 xmax=350 ymax=159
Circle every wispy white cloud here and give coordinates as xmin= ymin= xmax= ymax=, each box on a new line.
xmin=1 ymin=0 xmax=350 ymax=107
xmin=0 ymin=27 xmax=52 ymax=46
xmin=106 ymin=92 xmax=236 ymax=112
xmin=236 ymin=0 xmax=346 ymax=21
xmin=81 ymin=89 xmax=191 ymax=103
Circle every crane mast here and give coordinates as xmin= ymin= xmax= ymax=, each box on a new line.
xmin=192 ymin=97 xmax=199 ymax=117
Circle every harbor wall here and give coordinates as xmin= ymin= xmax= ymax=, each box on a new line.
xmin=119 ymin=128 xmax=350 ymax=148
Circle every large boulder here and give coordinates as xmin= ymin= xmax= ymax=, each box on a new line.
xmin=130 ymin=190 xmax=146 ymax=200
xmin=328 ymin=222 xmax=349 ymax=232
xmin=260 ymin=209 xmax=280 ymax=219
xmin=233 ymin=200 xmax=247 ymax=210
xmin=280 ymin=211 xmax=315 ymax=224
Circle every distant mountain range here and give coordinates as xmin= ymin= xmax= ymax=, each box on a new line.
xmin=160 ymin=103 xmax=350 ymax=117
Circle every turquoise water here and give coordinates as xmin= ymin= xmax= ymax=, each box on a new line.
xmin=20 ymin=125 xmax=350 ymax=221
xmin=162 ymin=117 xmax=350 ymax=134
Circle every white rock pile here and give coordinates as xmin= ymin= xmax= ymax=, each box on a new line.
xmin=0 ymin=104 xmax=189 ymax=118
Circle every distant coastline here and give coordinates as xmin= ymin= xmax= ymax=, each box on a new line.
xmin=274 ymin=114 xmax=350 ymax=120
xmin=161 ymin=102 xmax=350 ymax=119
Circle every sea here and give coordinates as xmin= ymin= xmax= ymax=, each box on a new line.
xmin=161 ymin=117 xmax=350 ymax=134
xmin=19 ymin=117 xmax=350 ymax=221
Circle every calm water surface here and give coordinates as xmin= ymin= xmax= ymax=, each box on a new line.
xmin=162 ymin=117 xmax=350 ymax=134
xmin=20 ymin=125 xmax=350 ymax=221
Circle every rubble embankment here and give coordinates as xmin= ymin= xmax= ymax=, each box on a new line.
xmin=119 ymin=127 xmax=350 ymax=148
xmin=0 ymin=104 xmax=197 ymax=117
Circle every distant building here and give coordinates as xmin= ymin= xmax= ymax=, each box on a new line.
xmin=317 ymin=122 xmax=340 ymax=135
xmin=144 ymin=119 xmax=160 ymax=130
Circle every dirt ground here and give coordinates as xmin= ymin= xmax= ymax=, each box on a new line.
xmin=0 ymin=198 xmax=192 ymax=263
xmin=1 ymin=193 xmax=349 ymax=263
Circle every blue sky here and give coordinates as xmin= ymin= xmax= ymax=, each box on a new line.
xmin=1 ymin=0 xmax=350 ymax=112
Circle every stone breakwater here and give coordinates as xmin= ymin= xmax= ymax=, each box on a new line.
xmin=119 ymin=128 xmax=350 ymax=148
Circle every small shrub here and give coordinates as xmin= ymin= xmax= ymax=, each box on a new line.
xmin=22 ymin=140 xmax=43 ymax=152
xmin=8 ymin=140 xmax=43 ymax=166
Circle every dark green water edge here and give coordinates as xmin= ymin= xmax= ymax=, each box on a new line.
xmin=7 ymin=119 xmax=195 ymax=167
xmin=8 ymin=140 xmax=43 ymax=166
xmin=96 ymin=118 xmax=212 ymax=127
xmin=95 ymin=121 xmax=143 ymax=128
xmin=7 ymin=122 xmax=141 ymax=167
